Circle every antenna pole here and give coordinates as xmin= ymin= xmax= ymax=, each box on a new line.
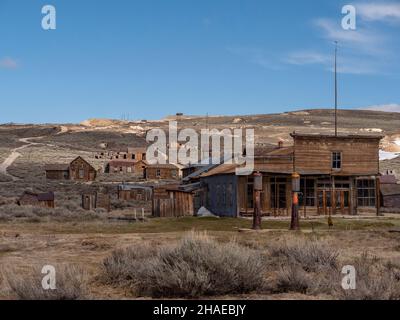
xmin=334 ymin=41 xmax=338 ymax=137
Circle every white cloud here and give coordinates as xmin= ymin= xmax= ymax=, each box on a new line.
xmin=0 ymin=57 xmax=18 ymax=69
xmin=285 ymin=51 xmax=331 ymax=66
xmin=357 ymin=2 xmax=400 ymax=22
xmin=361 ymin=103 xmax=400 ymax=112
xmin=313 ymin=18 xmax=386 ymax=56
xmin=284 ymin=50 xmax=382 ymax=74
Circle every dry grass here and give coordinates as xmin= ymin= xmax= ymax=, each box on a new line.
xmin=268 ymin=237 xmax=339 ymax=272
xmin=3 ymin=264 xmax=89 ymax=300
xmin=336 ymin=253 xmax=400 ymax=300
xmin=101 ymin=232 xmax=266 ymax=298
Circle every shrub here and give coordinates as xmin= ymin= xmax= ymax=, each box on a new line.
xmin=4 ymin=265 xmax=89 ymax=300
xmin=101 ymin=232 xmax=266 ymax=298
xmin=269 ymin=237 xmax=339 ymax=272
xmin=336 ymin=253 xmax=400 ymax=300
xmin=275 ymin=264 xmax=313 ymax=294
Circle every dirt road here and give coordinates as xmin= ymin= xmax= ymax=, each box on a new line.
xmin=0 ymin=137 xmax=45 ymax=180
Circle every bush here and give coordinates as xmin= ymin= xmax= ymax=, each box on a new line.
xmin=269 ymin=237 xmax=339 ymax=272
xmin=275 ymin=264 xmax=313 ymax=294
xmin=336 ymin=253 xmax=400 ymax=300
xmin=4 ymin=265 xmax=89 ymax=300
xmin=101 ymin=232 xmax=266 ymax=298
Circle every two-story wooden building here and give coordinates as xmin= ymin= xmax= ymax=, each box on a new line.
xmin=200 ymin=133 xmax=383 ymax=217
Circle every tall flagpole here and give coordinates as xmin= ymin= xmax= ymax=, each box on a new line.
xmin=334 ymin=41 xmax=338 ymax=137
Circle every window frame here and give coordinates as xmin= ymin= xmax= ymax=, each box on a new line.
xmin=331 ymin=151 xmax=342 ymax=170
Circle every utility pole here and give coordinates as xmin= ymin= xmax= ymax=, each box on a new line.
xmin=253 ymin=172 xmax=263 ymax=230
xmin=334 ymin=41 xmax=338 ymax=137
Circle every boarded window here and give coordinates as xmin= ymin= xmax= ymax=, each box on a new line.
xmin=357 ymin=179 xmax=376 ymax=207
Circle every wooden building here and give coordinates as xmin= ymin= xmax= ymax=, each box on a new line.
xmin=17 ymin=191 xmax=55 ymax=208
xmin=69 ymin=157 xmax=97 ymax=181
xmin=45 ymin=157 xmax=97 ymax=182
xmin=118 ymin=184 xmax=153 ymax=201
xmin=152 ymin=183 xmax=201 ymax=217
xmin=200 ymin=133 xmax=383 ymax=217
xmin=107 ymin=160 xmax=147 ymax=177
xmin=146 ymin=164 xmax=180 ymax=180
xmin=45 ymin=164 xmax=70 ymax=180
xmin=379 ymin=175 xmax=400 ymax=209
xmin=82 ymin=192 xmax=111 ymax=212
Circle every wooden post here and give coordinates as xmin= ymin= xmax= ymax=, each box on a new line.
xmin=134 ymin=208 xmax=137 ymax=220
xmin=376 ymin=177 xmax=381 ymax=216
xmin=290 ymin=172 xmax=300 ymax=230
xmin=142 ymin=208 xmax=145 ymax=221
xmin=252 ymin=172 xmax=262 ymax=230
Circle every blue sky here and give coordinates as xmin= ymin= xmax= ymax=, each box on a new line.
xmin=0 ymin=0 xmax=399 ymax=123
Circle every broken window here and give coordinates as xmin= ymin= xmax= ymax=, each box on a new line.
xmin=156 ymin=169 xmax=161 ymax=178
xmin=332 ymin=152 xmax=342 ymax=170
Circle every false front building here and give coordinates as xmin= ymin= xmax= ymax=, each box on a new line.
xmin=200 ymin=133 xmax=383 ymax=217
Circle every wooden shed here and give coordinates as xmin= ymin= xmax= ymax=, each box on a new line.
xmin=152 ymin=183 xmax=202 ymax=217
xmin=146 ymin=164 xmax=180 ymax=180
xmin=118 ymin=184 xmax=153 ymax=201
xmin=107 ymin=160 xmax=147 ymax=177
xmin=45 ymin=164 xmax=70 ymax=180
xmin=17 ymin=191 xmax=55 ymax=208
xmin=380 ymin=184 xmax=400 ymax=208
xmin=82 ymin=192 xmax=111 ymax=212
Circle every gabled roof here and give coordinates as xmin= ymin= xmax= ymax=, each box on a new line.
xmin=70 ymin=156 xmax=95 ymax=169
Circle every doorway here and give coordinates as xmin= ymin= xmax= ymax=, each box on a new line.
xmin=317 ymin=189 xmax=350 ymax=215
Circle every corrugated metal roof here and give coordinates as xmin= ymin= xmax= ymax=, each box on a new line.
xmin=118 ymin=184 xmax=153 ymax=191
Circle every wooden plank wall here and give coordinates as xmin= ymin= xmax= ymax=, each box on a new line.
xmin=294 ymin=137 xmax=380 ymax=175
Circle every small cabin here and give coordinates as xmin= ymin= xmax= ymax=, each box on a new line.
xmin=45 ymin=164 xmax=70 ymax=180
xmin=146 ymin=164 xmax=180 ymax=180
xmin=82 ymin=192 xmax=111 ymax=212
xmin=118 ymin=184 xmax=153 ymax=201
xmin=17 ymin=191 xmax=55 ymax=208
xmin=46 ymin=157 xmax=97 ymax=181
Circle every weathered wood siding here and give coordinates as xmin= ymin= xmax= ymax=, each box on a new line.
xmin=70 ymin=157 xmax=97 ymax=181
xmin=146 ymin=167 xmax=179 ymax=180
xmin=293 ymin=136 xmax=380 ymax=175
